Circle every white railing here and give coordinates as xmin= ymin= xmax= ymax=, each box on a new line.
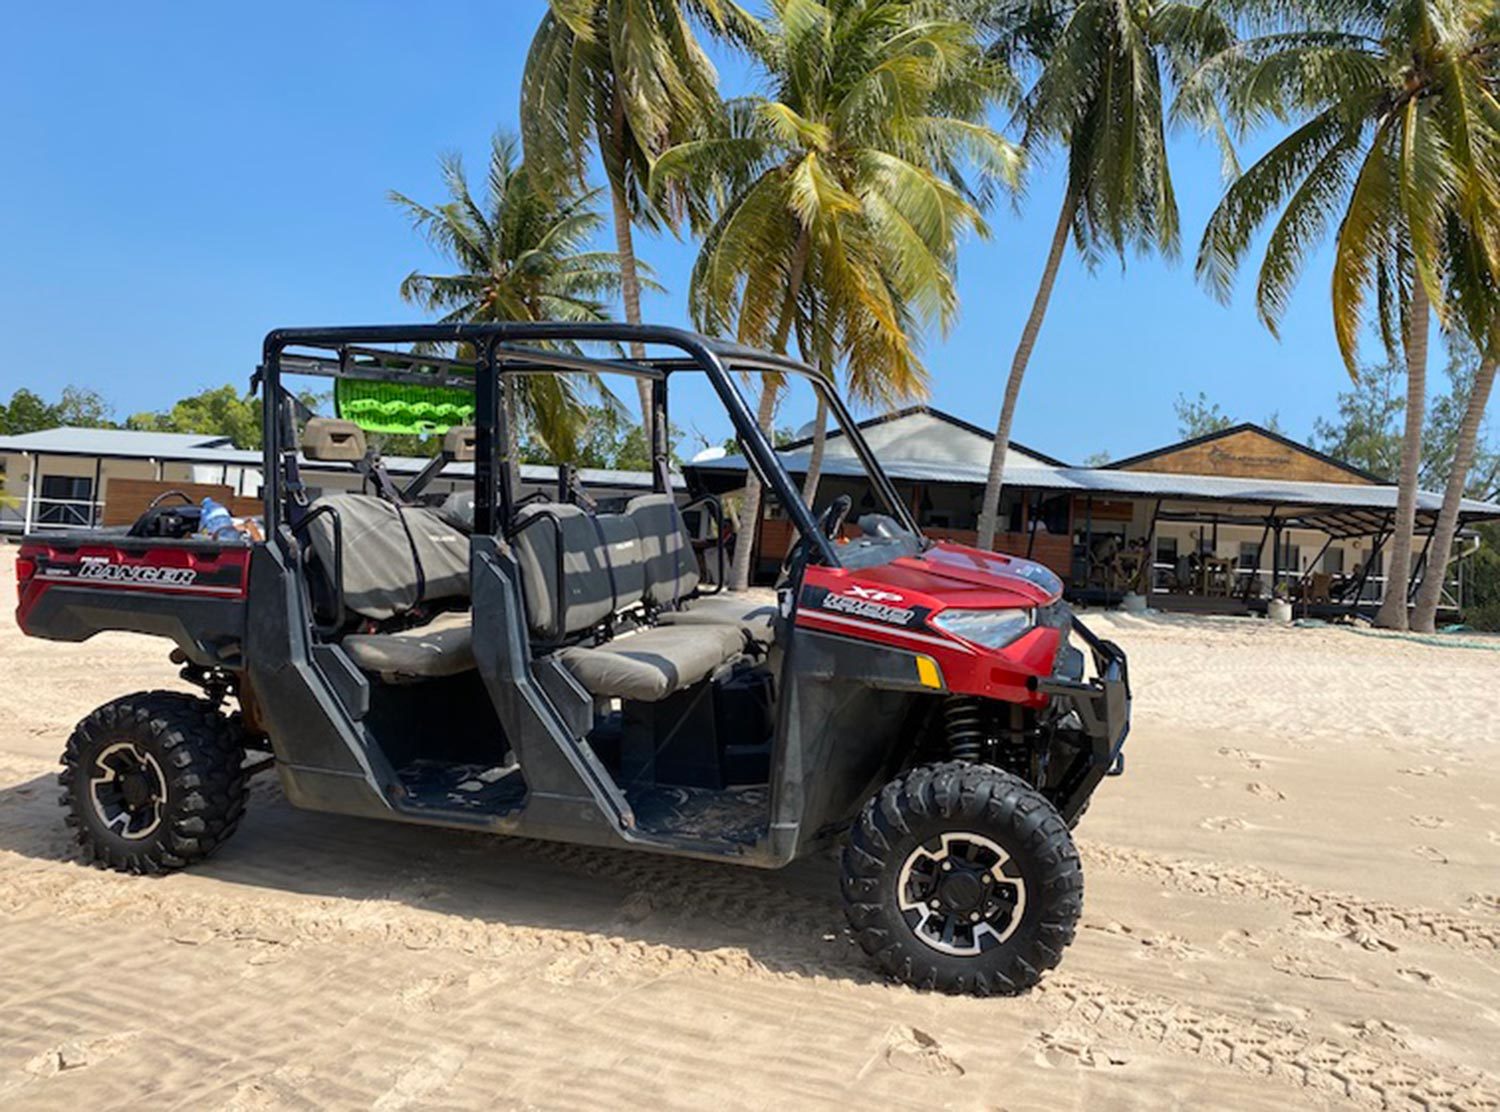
xmin=1149 ymin=559 xmax=1392 ymax=602
xmin=20 ymin=497 xmax=105 ymax=532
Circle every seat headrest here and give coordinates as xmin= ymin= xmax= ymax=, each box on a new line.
xmin=302 ymin=418 xmax=367 ymax=462
xmin=443 ymin=425 xmax=477 ymax=462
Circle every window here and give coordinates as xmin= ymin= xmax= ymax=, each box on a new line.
xmin=1238 ymin=541 xmax=1263 ymax=570
xmin=1322 ymin=547 xmax=1345 ymax=574
xmin=1155 ymin=535 xmax=1178 ymax=563
xmin=37 ymin=474 xmax=94 ymax=527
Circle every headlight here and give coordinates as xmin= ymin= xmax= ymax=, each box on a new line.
xmin=929 ymin=607 xmax=1035 ymax=649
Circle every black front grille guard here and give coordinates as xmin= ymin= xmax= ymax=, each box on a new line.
xmin=1031 ymin=616 xmax=1131 ymax=821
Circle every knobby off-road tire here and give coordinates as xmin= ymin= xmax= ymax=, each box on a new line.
xmin=60 ymin=691 xmax=248 ymax=874
xmin=841 ymin=761 xmax=1083 ymax=995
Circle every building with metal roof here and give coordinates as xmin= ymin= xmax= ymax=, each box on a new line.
xmin=4 ymin=412 xmax=1497 ymax=619
xmin=0 ymin=426 xmax=674 ymax=535
xmin=684 ymin=412 xmax=1500 ymax=619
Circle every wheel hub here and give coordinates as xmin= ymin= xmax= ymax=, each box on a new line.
xmin=120 ymin=772 xmax=152 ymax=810
xmin=896 ymin=831 xmax=1027 ymax=957
xmin=89 ymin=742 xmax=166 ymax=841
xmin=936 ymin=869 xmax=985 ymax=913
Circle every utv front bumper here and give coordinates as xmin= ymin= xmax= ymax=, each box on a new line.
xmin=1032 ymin=615 xmax=1131 ymax=821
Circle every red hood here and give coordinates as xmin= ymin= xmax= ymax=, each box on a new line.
xmin=835 ymin=541 xmax=1063 ymax=609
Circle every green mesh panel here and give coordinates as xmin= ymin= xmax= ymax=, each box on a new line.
xmin=334 ymin=378 xmax=476 ymax=435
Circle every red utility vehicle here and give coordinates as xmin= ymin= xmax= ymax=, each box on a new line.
xmin=16 ymin=324 xmax=1129 ymax=994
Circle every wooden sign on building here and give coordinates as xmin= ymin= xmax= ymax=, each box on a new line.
xmin=1104 ymin=424 xmax=1380 ymax=486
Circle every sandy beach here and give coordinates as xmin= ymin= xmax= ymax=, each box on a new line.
xmin=1 ymin=545 xmax=1497 ymax=1110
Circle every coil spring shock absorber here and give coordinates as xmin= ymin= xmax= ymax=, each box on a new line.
xmin=943 ymin=696 xmax=985 ymax=762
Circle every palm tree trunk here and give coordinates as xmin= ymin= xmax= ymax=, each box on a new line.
xmin=1374 ymin=281 xmax=1432 ymax=630
xmin=728 ymin=230 xmax=811 ymax=592
xmin=1411 ymin=344 xmax=1496 ymax=632
xmin=503 ymin=375 xmax=523 ymax=502
xmin=605 ymin=118 xmax=653 ymax=448
xmin=977 ymin=188 xmax=1077 ymax=551
xmin=801 ymin=391 xmax=830 ymax=506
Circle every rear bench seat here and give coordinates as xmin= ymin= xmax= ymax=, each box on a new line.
xmin=306 ymin=480 xmax=769 ymax=698
xmin=303 ymin=491 xmax=475 ymax=683
xmin=624 ymin=494 xmax=779 ymax=645
xmin=510 ymin=502 xmax=746 ymax=702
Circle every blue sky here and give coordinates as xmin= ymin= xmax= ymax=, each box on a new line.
xmin=0 ymin=1 xmax=1441 ymax=463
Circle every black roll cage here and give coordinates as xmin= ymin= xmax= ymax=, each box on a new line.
xmin=256 ymin=323 xmax=920 ymax=566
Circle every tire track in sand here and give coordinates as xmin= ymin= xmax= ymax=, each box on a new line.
xmin=3 ymin=841 xmax=1497 ymax=1109
xmin=1081 ymin=843 xmax=1500 ymax=953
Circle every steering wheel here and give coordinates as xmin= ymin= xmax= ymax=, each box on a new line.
xmin=817 ymin=494 xmax=853 ymax=540
xmin=778 ymin=495 xmax=854 ymax=586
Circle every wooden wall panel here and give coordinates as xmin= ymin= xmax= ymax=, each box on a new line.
xmin=1117 ymin=429 xmax=1370 ymax=485
xmin=103 ymin=478 xmax=260 ymax=528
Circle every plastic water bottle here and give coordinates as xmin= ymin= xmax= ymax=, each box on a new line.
xmin=200 ymin=498 xmax=240 ymax=542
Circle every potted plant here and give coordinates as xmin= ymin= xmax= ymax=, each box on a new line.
xmin=1268 ymin=581 xmax=1293 ymax=624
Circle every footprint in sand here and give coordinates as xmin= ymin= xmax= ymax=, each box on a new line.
xmin=372 ymin=1046 xmax=469 ymax=1111
xmin=1397 ymin=966 xmax=1439 ymax=986
xmin=22 ymin=1032 xmax=139 ymax=1078
xmin=1200 ymin=815 xmax=1249 ymax=832
xmin=1397 ymin=765 xmax=1450 ymax=778
xmin=1271 ymin=951 xmax=1369 ymax=986
xmin=1032 ymin=1027 xmax=1130 ymax=1070
xmin=1217 ymin=928 xmax=1266 ymax=955
xmin=1412 ymin=845 xmax=1449 ymax=864
xmin=1216 ymin=746 xmax=1265 ymax=770
xmin=1408 ymin=815 xmax=1451 ymax=829
xmin=1463 ymin=893 xmax=1500 ymax=916
xmin=1347 ymin=1018 xmax=1410 ymax=1052
xmin=882 ymin=1026 xmax=964 ymax=1077
xmin=1245 ymin=781 xmax=1286 ymax=802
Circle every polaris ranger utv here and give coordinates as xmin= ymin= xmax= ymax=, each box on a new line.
xmin=15 ymin=323 xmax=1128 ymax=995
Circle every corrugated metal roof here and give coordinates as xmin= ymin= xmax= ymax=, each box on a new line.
xmin=689 ymin=451 xmax=1500 ymax=518
xmin=0 ymin=426 xmax=675 ymax=489
xmin=0 ymin=426 xmax=234 ymax=455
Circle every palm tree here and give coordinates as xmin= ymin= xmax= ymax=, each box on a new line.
xmin=972 ymin=0 xmax=1232 ymax=551
xmin=1412 ymin=332 xmax=1497 ymax=630
xmin=1193 ymin=0 xmax=1500 ymax=629
xmin=520 ymin=0 xmax=761 ymax=443
xmin=390 ymin=131 xmax=631 ymax=491
xmin=653 ymin=0 xmax=1018 ymax=590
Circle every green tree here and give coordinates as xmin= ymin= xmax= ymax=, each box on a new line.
xmin=973 ymin=0 xmax=1232 ymax=550
xmin=1192 ymin=0 xmax=1500 ymax=628
xmin=1311 ymin=346 xmax=1500 ymax=489
xmin=390 ymin=131 xmax=632 ymax=491
xmin=128 ymin=386 xmax=261 ymax=449
xmin=1311 ymin=361 xmax=1406 ymax=478
xmin=521 ymin=0 xmax=761 ymax=441
xmin=53 ymin=387 xmax=115 ymax=429
xmin=0 ymin=389 xmax=60 ymax=435
xmin=1465 ymin=521 xmax=1500 ymax=630
xmin=0 ymin=386 xmax=114 ymax=435
xmin=1413 ymin=330 xmax=1498 ymax=629
xmin=654 ymin=0 xmax=1016 ymax=588
xmin=1174 ymin=391 xmax=1234 ymax=437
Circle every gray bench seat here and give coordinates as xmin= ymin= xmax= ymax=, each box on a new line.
xmin=342 ymin=610 xmax=475 ymax=681
xmin=655 ymin=589 xmax=779 ymax=646
xmin=557 ymin=624 xmax=746 ymax=702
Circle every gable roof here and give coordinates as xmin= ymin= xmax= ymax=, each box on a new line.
xmin=1103 ymin=422 xmax=1384 ymax=484
xmin=780 ymin=405 xmax=1070 ymax=467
